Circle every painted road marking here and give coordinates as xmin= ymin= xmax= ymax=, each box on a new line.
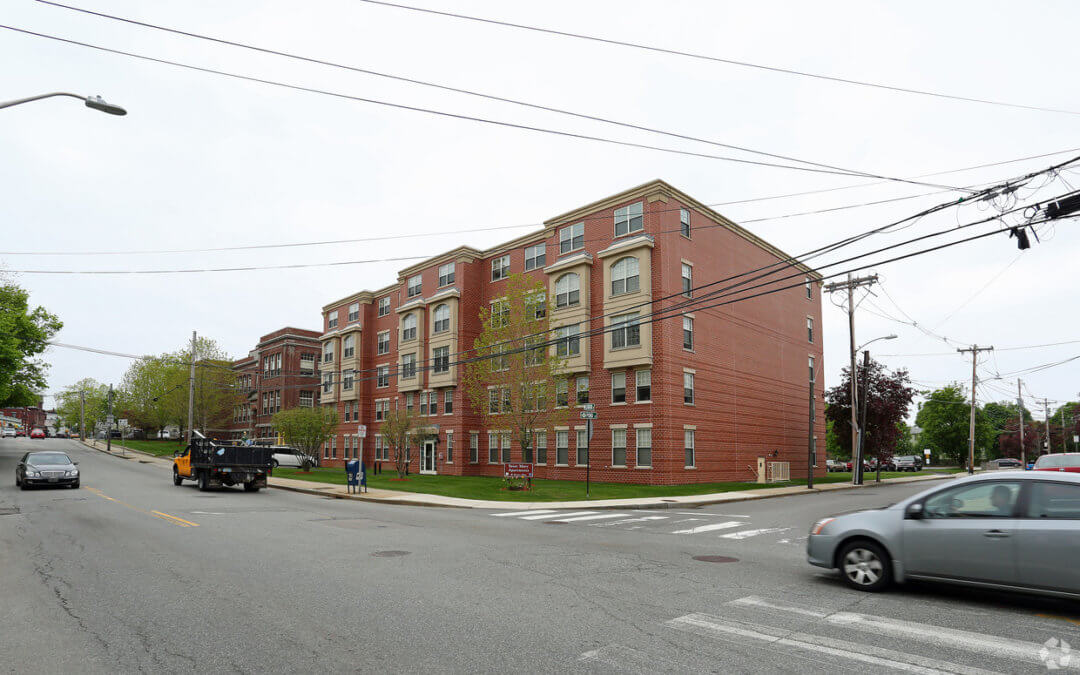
xmin=519 ymin=511 xmax=596 ymax=520
xmin=720 ymin=527 xmax=790 ymax=540
xmin=578 ymin=644 xmax=685 ymax=673
xmin=728 ymin=596 xmax=1074 ymax=670
xmin=152 ymin=511 xmax=200 ymax=528
xmin=676 ymin=512 xmax=750 ymax=517
xmin=554 ymin=513 xmax=628 ymax=523
xmin=596 ymin=516 xmax=669 ymax=526
xmin=670 ymin=518 xmax=702 ymax=524
xmin=84 ymin=487 xmax=198 ymax=528
xmin=491 ymin=509 xmax=556 ymax=517
xmin=671 ymin=521 xmax=743 ymax=535
xmin=666 ymin=613 xmax=998 ymax=675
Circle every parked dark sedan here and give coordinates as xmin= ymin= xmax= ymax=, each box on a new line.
xmin=15 ymin=451 xmax=80 ymax=489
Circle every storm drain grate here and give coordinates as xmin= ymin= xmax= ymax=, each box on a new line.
xmin=371 ymin=550 xmax=410 ymax=558
xmin=692 ymin=555 xmax=739 ymax=563
xmin=0 ymin=507 xmax=20 ymax=516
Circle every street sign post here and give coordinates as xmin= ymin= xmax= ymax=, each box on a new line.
xmin=581 ymin=403 xmax=595 ymax=411
xmin=579 ymin=411 xmax=598 ymax=420
xmin=579 ymin=408 xmax=598 ymax=497
xmin=356 ymin=424 xmax=367 ymax=438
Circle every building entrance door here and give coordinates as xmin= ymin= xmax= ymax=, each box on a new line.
xmin=421 ymin=440 xmax=437 ymax=475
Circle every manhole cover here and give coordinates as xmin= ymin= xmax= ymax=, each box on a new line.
xmin=692 ymin=555 xmax=739 ymax=563
xmin=0 ymin=507 xmax=20 ymax=516
xmin=371 ymin=550 xmax=410 ymax=558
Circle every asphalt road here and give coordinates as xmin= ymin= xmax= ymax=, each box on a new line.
xmin=2 ymin=437 xmax=1078 ymax=674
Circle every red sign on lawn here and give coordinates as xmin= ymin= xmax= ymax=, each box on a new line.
xmin=504 ymin=463 xmax=534 ymax=478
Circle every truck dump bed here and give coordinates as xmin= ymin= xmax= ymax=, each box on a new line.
xmin=188 ymin=439 xmax=274 ymax=468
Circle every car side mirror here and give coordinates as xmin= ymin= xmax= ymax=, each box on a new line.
xmin=905 ymin=502 xmax=924 ymax=520
xmin=73 ymin=461 xmax=79 ymax=465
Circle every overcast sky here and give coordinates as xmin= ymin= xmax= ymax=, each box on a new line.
xmin=2 ymin=0 xmax=1077 ymax=422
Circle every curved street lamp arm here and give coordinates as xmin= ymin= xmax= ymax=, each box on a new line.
xmin=0 ymin=91 xmax=86 ymax=110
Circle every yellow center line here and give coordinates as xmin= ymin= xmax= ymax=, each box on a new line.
xmin=84 ymin=487 xmax=199 ymax=528
xmin=1037 ymin=613 xmax=1080 ymax=626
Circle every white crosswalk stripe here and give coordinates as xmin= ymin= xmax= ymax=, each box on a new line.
xmin=719 ymin=527 xmax=790 ymax=540
xmin=490 ymin=509 xmax=556 ymax=517
xmin=593 ymin=515 xmax=669 ymax=526
xmin=670 ymin=521 xmax=744 ymax=535
xmin=519 ymin=510 xmax=597 ymax=520
xmin=554 ymin=513 xmax=629 ymax=522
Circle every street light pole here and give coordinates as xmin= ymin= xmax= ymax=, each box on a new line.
xmin=0 ymin=92 xmax=127 ymax=115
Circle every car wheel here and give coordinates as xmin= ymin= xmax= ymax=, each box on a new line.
xmin=838 ymin=540 xmax=892 ymax=592
xmin=197 ymin=471 xmax=210 ymax=491
xmin=271 ymin=459 xmax=279 ymax=469
xmin=243 ymin=481 xmax=260 ymax=492
xmin=173 ymin=468 xmax=183 ymax=486
xmin=71 ymin=480 xmax=79 ymax=489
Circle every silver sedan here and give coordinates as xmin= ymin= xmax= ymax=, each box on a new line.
xmin=807 ymin=471 xmax=1080 ymax=600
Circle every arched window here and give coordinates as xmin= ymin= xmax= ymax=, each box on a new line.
xmin=433 ymin=304 xmax=450 ymax=333
xmin=343 ymin=334 xmax=355 ymax=358
xmin=402 ymin=313 xmax=417 ymax=341
xmin=555 ymin=273 xmax=581 ymax=308
xmin=323 ymin=341 xmax=334 ymax=362
xmin=610 ymin=257 xmax=640 ymax=296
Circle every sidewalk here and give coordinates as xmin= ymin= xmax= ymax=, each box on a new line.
xmin=81 ymin=439 xmax=958 ymax=510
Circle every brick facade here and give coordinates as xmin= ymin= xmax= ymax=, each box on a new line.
xmin=1 ymin=406 xmax=47 ymax=431
xmin=317 ymin=180 xmax=825 ymax=484
xmin=224 ymin=327 xmax=322 ymax=442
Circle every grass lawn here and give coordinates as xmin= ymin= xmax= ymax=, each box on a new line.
xmin=270 ymin=466 xmax=963 ymax=502
xmin=107 ymin=439 xmax=185 ymax=457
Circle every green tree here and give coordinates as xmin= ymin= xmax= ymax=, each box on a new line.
xmin=914 ymin=384 xmax=995 ymax=467
xmin=0 ymin=280 xmax=62 ymax=407
xmin=272 ymin=406 xmax=338 ymax=470
xmin=168 ymin=336 xmax=240 ymax=438
xmin=380 ymin=407 xmax=424 ymax=478
xmin=55 ymin=378 xmax=108 ymax=438
xmin=117 ymin=356 xmax=186 ymax=438
xmin=462 ymin=273 xmax=568 ymax=466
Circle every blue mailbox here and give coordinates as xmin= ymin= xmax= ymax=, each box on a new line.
xmin=346 ymin=459 xmax=360 ymax=493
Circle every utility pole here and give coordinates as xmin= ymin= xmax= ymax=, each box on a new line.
xmin=807 ymin=377 xmax=815 ymax=490
xmin=823 ymin=273 xmax=878 ymax=485
xmin=1060 ymin=406 xmax=1067 ymax=454
xmin=1017 ymin=379 xmax=1025 ymax=467
xmin=106 ymin=383 xmax=113 ymax=454
xmin=187 ymin=330 xmax=197 ymax=445
xmin=1044 ymin=398 xmax=1051 ymax=455
xmin=79 ymin=389 xmax=86 ymax=442
xmin=956 ymin=345 xmax=993 ymax=474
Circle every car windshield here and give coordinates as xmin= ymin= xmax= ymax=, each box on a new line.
xmin=1036 ymin=455 xmax=1080 ymax=469
xmin=28 ymin=453 xmax=71 ymax=465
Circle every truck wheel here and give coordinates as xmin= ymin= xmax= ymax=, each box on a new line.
xmin=243 ymin=481 xmax=260 ymax=492
xmin=197 ymin=470 xmax=210 ymax=491
xmin=173 ymin=468 xmax=183 ymax=486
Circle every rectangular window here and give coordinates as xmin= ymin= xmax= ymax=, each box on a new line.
xmin=405 ymin=393 xmax=414 ymax=413
xmin=328 ymin=311 xmax=339 ymax=329
xmin=446 ymin=432 xmax=453 ymax=463
xmin=433 ymin=346 xmax=450 ymax=374
xmin=299 ymin=391 xmax=313 ymax=407
xmin=407 ymin=274 xmax=422 ymax=298
xmin=636 ymin=428 xmax=652 ymax=467
xmin=807 ymin=317 xmax=814 ymax=343
xmin=684 ymin=429 xmax=695 ymax=468
xmin=524 ymin=243 xmax=546 ymax=270
xmin=322 ymin=372 xmax=333 ymax=394
xmin=488 ymin=432 xmax=499 ymax=463
xmin=323 ymin=441 xmax=329 ymax=459
xmin=429 ymin=391 xmax=439 ymax=416
xmin=576 ymin=376 xmax=589 ymax=405
xmin=331 ymin=436 xmax=337 ymax=459
xmin=501 ymin=433 xmax=512 ymax=464
xmin=683 ymin=316 xmax=694 ymax=350
xmin=556 ymin=324 xmax=580 ymax=357
xmin=490 ymin=300 xmax=510 ymax=328
xmin=576 ymin=429 xmax=588 ymax=466
xmin=323 ymin=342 xmax=334 ymax=362
xmin=611 ymin=313 xmax=641 ymax=349
xmin=470 ymin=432 xmax=479 ymax=463
xmin=402 ymin=353 xmax=416 ymax=379
xmin=614 ymin=201 xmax=644 ymax=237
xmin=343 ymin=370 xmax=354 ymax=391
xmin=444 ymin=389 xmax=453 ymax=414
xmin=680 ymin=208 xmax=691 ymax=237
xmin=438 ymin=262 xmax=455 ymax=287
xmin=611 ymin=371 xmax=626 ymax=404
xmin=556 ymin=379 xmax=568 ymax=408
xmin=375 ymin=400 xmax=386 ymax=421
xmin=809 ymin=356 xmax=816 ymax=382
xmin=488 ymin=388 xmax=500 ymax=414
xmin=612 ymin=428 xmax=627 ymax=466
xmin=556 ymin=430 xmax=569 ymax=465
xmin=377 ymin=365 xmax=390 ymax=388
xmin=420 ymin=392 xmax=428 ymax=416
xmin=535 ymin=431 xmax=547 ymax=464
xmin=559 ymin=222 xmax=584 ymax=254
xmin=491 ymin=254 xmax=510 ymax=281
xmin=636 ymin=370 xmax=651 ymax=402
xmin=300 ymin=354 xmax=315 ymax=376
xmin=681 ymin=263 xmax=693 ymax=297
xmin=377 ymin=331 xmax=390 ymax=355
xmin=805 ymin=277 xmax=813 ymax=300
xmin=378 ymin=297 xmax=390 ymax=316
xmin=684 ymin=372 xmax=695 ymax=405
xmin=343 ymin=335 xmax=355 ymax=358
xmin=348 ymin=302 xmax=360 ymax=322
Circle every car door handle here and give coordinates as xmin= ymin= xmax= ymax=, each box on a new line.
xmin=984 ymin=529 xmax=1010 ymax=538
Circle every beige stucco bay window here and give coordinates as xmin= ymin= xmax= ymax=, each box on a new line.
xmin=397 ymin=299 xmax=427 ymax=392
xmin=598 ymin=235 xmax=653 ymax=370
xmin=427 ymin=288 xmax=460 ymax=388
xmin=545 ymin=252 xmax=592 ymax=376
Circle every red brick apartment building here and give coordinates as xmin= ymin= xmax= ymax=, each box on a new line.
xmin=1 ymin=405 xmax=47 ymax=431
xmin=317 ymin=180 xmax=825 ymax=484
xmin=225 ymin=327 xmax=322 ymax=443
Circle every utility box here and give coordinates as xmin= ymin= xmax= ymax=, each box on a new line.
xmin=757 ymin=458 xmax=790 ymax=483
xmin=757 ymin=457 xmax=767 ymax=484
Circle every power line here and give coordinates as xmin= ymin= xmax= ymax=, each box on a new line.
xmin=36 ymin=0 xmax=962 ymax=191
xmin=2 ymin=24 xmax=909 ymax=182
xmin=351 ymin=0 xmax=1080 ymax=117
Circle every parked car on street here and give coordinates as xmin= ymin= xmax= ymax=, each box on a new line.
xmin=29 ymin=428 xmax=46 ymax=439
xmin=888 ymin=455 xmax=923 ymax=471
xmin=1033 ymin=453 xmax=1080 ymax=473
xmin=1 ymin=427 xmax=15 ymax=438
xmin=268 ymin=447 xmax=316 ymax=469
xmin=55 ymin=431 xmax=69 ymax=439
xmin=15 ymin=451 xmax=80 ymax=489
xmin=807 ymin=471 xmax=1080 ymax=600
xmin=16 ymin=429 xmax=27 ymax=437
xmin=825 ymin=459 xmax=845 ymax=472
xmin=988 ymin=457 xmax=1023 ymax=470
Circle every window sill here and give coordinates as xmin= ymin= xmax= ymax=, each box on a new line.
xmin=610 ymin=464 xmax=627 ymax=469
xmin=608 ymin=290 xmax=643 ymax=302
xmin=684 ymin=466 xmax=696 ymax=470
xmin=554 ymin=463 xmax=568 ymax=467
xmin=684 ymin=402 xmax=696 ymax=406
xmin=680 ymin=233 xmax=692 ymax=241
xmin=634 ymin=400 xmax=652 ymax=405
xmin=683 ymin=347 xmax=694 ymax=353
xmin=612 ymin=228 xmax=644 ymax=240
xmin=610 ymin=345 xmax=642 ymax=352
xmin=610 ymin=401 xmax=627 ymax=406
xmin=635 ymin=465 xmax=653 ymax=470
